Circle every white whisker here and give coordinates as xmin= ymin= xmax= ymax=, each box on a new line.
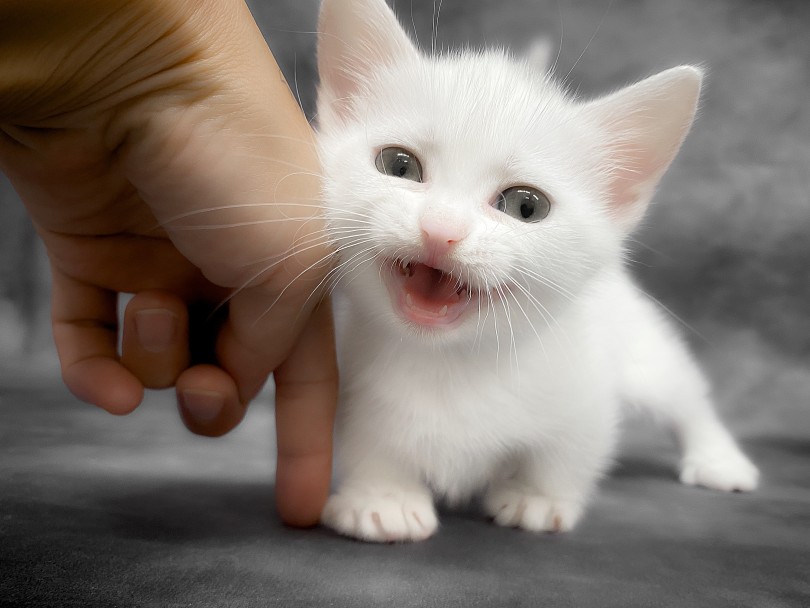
xmin=502 ymin=282 xmax=547 ymax=363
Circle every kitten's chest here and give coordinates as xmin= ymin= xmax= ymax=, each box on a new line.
xmin=336 ymin=313 xmax=615 ymax=498
xmin=340 ymin=351 xmax=558 ymax=498
xmin=342 ymin=344 xmax=551 ymax=449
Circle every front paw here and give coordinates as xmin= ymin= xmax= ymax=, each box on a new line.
xmin=680 ymin=449 xmax=760 ymax=492
xmin=484 ymin=483 xmax=584 ymax=533
xmin=321 ymin=488 xmax=438 ymax=543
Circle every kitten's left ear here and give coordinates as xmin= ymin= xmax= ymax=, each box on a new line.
xmin=317 ymin=0 xmax=419 ymax=123
xmin=585 ymin=66 xmax=703 ymax=231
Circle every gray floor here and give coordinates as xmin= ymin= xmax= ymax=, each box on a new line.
xmin=1 ymin=382 xmax=808 ymax=607
xmin=2 ymin=0 xmax=810 ymax=606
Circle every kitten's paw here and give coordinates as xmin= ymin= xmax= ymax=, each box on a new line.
xmin=321 ymin=489 xmax=438 ymax=543
xmin=484 ymin=483 xmax=583 ymax=533
xmin=680 ymin=449 xmax=759 ymax=492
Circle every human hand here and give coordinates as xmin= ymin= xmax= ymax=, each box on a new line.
xmin=0 ymin=0 xmax=336 ymax=526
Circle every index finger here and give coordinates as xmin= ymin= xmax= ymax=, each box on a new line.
xmin=272 ymin=299 xmax=338 ymax=528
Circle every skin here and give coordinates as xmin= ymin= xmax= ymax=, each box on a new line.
xmin=0 ymin=0 xmax=337 ymax=527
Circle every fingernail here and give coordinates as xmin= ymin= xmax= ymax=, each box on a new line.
xmin=181 ymin=389 xmax=225 ymax=423
xmin=135 ymin=309 xmax=177 ymax=353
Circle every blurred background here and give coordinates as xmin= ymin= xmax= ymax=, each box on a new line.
xmin=1 ymin=0 xmax=808 ymax=436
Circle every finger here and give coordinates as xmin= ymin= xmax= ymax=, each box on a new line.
xmin=272 ymin=299 xmax=338 ymax=528
xmin=121 ymin=290 xmax=189 ymax=389
xmin=215 ymin=286 xmax=299 ymax=407
xmin=214 ymin=276 xmax=336 ymax=525
xmin=50 ymin=267 xmax=143 ymax=414
xmin=175 ymin=364 xmax=245 ymax=437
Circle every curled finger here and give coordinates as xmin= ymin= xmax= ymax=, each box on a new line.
xmin=175 ymin=364 xmax=246 ymax=437
xmin=121 ymin=290 xmax=190 ymax=389
xmin=50 ymin=266 xmax=143 ymax=415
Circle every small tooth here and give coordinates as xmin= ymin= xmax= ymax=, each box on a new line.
xmin=438 ymin=305 xmax=448 ymax=317
xmin=406 ymin=293 xmax=414 ymax=307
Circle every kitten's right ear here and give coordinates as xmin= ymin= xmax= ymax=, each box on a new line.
xmin=584 ymin=66 xmax=703 ymax=232
xmin=317 ymin=0 xmax=419 ymax=123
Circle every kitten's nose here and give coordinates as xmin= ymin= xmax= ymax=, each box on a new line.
xmin=419 ymin=215 xmax=469 ymax=261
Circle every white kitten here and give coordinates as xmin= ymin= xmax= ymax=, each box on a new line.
xmin=315 ymin=0 xmax=759 ymax=542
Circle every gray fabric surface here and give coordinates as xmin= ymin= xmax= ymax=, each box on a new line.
xmin=1 ymin=0 xmax=809 ymax=606
xmin=1 ymin=384 xmax=808 ymax=607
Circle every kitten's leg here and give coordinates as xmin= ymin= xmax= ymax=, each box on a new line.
xmin=321 ymin=457 xmax=437 ymax=543
xmin=620 ymin=307 xmax=759 ymax=491
xmin=483 ymin=428 xmax=615 ymax=533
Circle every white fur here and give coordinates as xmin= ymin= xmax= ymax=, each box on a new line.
xmin=315 ymin=0 xmax=759 ymax=543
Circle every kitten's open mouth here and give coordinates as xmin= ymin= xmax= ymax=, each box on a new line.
xmin=383 ymin=258 xmax=475 ymax=328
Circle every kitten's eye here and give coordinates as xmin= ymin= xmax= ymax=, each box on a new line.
xmin=495 ymin=186 xmax=550 ymax=222
xmin=375 ymin=147 xmax=423 ymax=182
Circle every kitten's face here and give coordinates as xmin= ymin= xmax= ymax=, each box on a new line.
xmin=316 ymin=0 xmax=700 ymax=346
xmin=319 ymin=55 xmax=616 ymax=344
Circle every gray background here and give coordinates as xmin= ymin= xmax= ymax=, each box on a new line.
xmin=1 ymin=0 xmax=809 ymax=606
xmin=3 ymin=0 xmax=809 ymax=436
xmin=250 ymin=0 xmax=810 ymax=440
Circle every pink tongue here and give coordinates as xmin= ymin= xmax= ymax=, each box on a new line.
xmin=406 ymin=263 xmax=460 ymax=304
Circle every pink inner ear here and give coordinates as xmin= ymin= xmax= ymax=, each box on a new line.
xmin=608 ymin=143 xmax=662 ymax=210
xmin=603 ymin=142 xmax=672 ymax=232
xmin=317 ymin=0 xmax=419 ymax=121
xmin=587 ymin=66 xmax=702 ymax=231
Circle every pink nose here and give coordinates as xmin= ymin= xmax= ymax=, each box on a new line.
xmin=419 ymin=215 xmax=468 ymax=261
